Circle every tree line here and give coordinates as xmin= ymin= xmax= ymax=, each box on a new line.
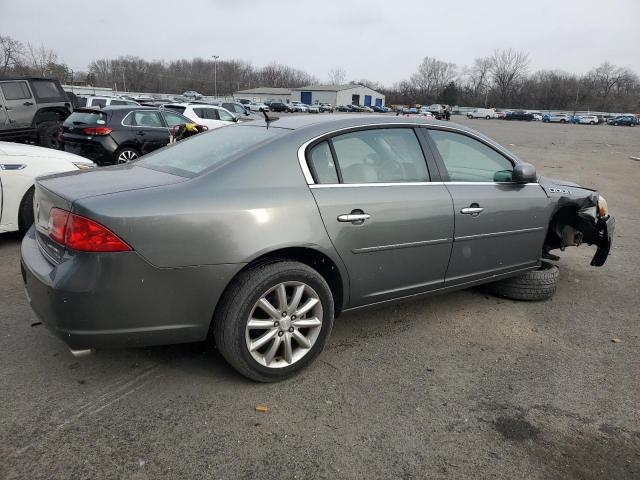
xmin=1 ymin=35 xmax=638 ymax=112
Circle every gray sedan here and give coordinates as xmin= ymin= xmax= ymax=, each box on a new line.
xmin=21 ymin=115 xmax=614 ymax=381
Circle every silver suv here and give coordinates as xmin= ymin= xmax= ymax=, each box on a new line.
xmin=0 ymin=77 xmax=72 ymax=148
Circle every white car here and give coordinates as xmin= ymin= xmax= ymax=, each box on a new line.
xmin=467 ymin=108 xmax=497 ymax=119
xmin=308 ymin=104 xmax=321 ymax=113
xmin=579 ymin=115 xmax=598 ymax=125
xmin=78 ymin=96 xmax=140 ymax=108
xmin=162 ymin=103 xmax=237 ymax=130
xmin=0 ymin=142 xmax=95 ymax=234
xmin=248 ymin=102 xmax=270 ymax=112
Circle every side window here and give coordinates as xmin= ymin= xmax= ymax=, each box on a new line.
xmin=331 ymin=128 xmax=429 ymax=184
xmin=192 ymin=108 xmax=205 ymax=119
xmin=122 ymin=112 xmax=133 ymax=126
xmin=1 ymin=81 xmax=32 ymax=100
xmin=308 ymin=141 xmax=339 ymax=184
xmin=162 ymin=111 xmax=190 ymax=127
xmin=110 ymin=99 xmax=127 ymax=105
xmin=205 ymin=109 xmax=220 ymax=120
xmin=133 ymin=111 xmax=163 ymax=128
xmin=92 ymin=98 xmax=107 ymax=108
xmin=428 ymin=130 xmax=513 ymax=182
xmin=217 ymin=109 xmax=234 ymax=121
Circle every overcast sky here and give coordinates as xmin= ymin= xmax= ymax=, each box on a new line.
xmin=1 ymin=0 xmax=639 ymax=85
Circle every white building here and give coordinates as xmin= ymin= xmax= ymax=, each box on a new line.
xmin=290 ymin=84 xmax=385 ymax=107
xmin=232 ymin=87 xmax=292 ymax=103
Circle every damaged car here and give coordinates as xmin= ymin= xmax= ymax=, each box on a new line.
xmin=20 ymin=115 xmax=614 ymax=381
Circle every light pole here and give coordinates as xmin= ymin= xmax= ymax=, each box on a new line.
xmin=212 ymin=55 xmax=219 ymax=98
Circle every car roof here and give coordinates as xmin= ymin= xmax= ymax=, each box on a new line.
xmin=164 ymin=103 xmax=223 ymax=108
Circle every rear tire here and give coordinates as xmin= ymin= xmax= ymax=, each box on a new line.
xmin=484 ymin=261 xmax=559 ymax=301
xmin=115 ymin=147 xmax=140 ymax=164
xmin=213 ymin=261 xmax=334 ymax=382
xmin=18 ymin=187 xmax=35 ymax=235
xmin=37 ymin=121 xmax=62 ymax=149
xmin=485 ymin=115 xmax=490 ymax=120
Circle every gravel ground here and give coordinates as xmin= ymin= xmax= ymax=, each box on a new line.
xmin=1 ymin=117 xmax=638 ymax=479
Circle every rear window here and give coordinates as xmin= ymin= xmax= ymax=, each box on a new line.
xmin=64 ymin=111 xmax=108 ymax=126
xmin=163 ymin=105 xmax=186 ymax=114
xmin=138 ymin=125 xmax=284 ymax=177
xmin=31 ymin=80 xmax=65 ymax=101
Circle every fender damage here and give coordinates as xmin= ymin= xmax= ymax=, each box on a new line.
xmin=539 ymin=176 xmax=614 ymax=266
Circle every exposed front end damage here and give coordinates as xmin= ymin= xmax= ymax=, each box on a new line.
xmin=539 ymin=177 xmax=615 ymax=267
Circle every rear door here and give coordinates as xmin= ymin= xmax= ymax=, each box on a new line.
xmin=130 ymin=110 xmax=169 ymax=154
xmin=306 ymin=126 xmax=454 ymax=307
xmin=0 ymin=81 xmax=36 ymax=128
xmin=425 ymin=128 xmax=550 ymax=286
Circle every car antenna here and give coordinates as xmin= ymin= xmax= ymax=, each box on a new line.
xmin=262 ymin=110 xmax=279 ymax=125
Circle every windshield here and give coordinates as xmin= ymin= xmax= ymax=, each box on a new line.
xmin=137 ymin=125 xmax=286 ymax=177
xmin=63 ymin=111 xmax=108 ymax=126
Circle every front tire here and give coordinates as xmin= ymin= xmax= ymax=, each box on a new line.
xmin=213 ymin=261 xmax=334 ymax=382
xmin=485 ymin=261 xmax=559 ymax=301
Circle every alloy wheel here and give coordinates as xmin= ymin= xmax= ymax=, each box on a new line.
xmin=245 ymin=281 xmax=323 ymax=368
xmin=117 ymin=149 xmax=138 ymax=163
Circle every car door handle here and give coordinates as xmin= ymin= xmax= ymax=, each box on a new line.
xmin=338 ymin=213 xmax=371 ymax=223
xmin=23 ymin=101 xmax=33 ymax=106
xmin=461 ymin=206 xmax=484 ymax=215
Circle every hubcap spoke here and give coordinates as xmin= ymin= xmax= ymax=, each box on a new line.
xmin=288 ymin=285 xmax=305 ymax=314
xmin=292 ymin=317 xmax=321 ymax=328
xmin=257 ymin=298 xmax=281 ymax=320
xmin=283 ymin=333 xmax=293 ymax=363
xmin=264 ymin=335 xmax=282 ymax=365
xmin=249 ymin=329 xmax=277 ymax=352
xmin=247 ymin=319 xmax=275 ymax=330
xmin=292 ymin=329 xmax=311 ymax=348
xmin=276 ymin=283 xmax=287 ymax=311
xmin=295 ymin=297 xmax=319 ymax=317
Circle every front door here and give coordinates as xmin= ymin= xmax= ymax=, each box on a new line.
xmin=306 ymin=127 xmax=454 ymax=307
xmin=131 ymin=110 xmax=170 ymax=155
xmin=0 ymin=81 xmax=36 ymax=128
xmin=425 ymin=128 xmax=551 ymax=286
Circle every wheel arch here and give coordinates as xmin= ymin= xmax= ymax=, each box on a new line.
xmin=17 ymin=185 xmax=35 ymax=232
xmin=32 ymin=107 xmax=70 ymax=126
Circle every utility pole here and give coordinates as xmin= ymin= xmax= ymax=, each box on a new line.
xmin=212 ymin=55 xmax=219 ymax=98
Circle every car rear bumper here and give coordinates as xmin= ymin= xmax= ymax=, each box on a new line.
xmin=62 ymin=136 xmax=118 ymax=165
xmin=590 ymin=215 xmax=615 ymax=267
xmin=20 ymin=227 xmax=241 ymax=350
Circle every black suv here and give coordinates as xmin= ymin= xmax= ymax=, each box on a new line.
xmin=0 ymin=77 xmax=73 ymax=148
xmin=506 ymin=111 xmax=534 ymax=121
xmin=61 ymin=106 xmax=193 ymax=165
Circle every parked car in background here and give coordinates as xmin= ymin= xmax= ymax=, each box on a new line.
xmin=0 ymin=77 xmax=72 ymax=149
xmin=320 ymin=103 xmax=334 ymax=113
xmin=607 ymin=115 xmax=637 ymax=126
xmin=162 ymin=103 xmax=237 ymax=130
xmin=77 ymin=96 xmax=140 ymax=108
xmin=496 ymin=111 xmax=507 ymax=119
xmin=61 ymin=106 xmax=196 ymax=165
xmin=183 ymin=91 xmax=203 ymax=100
xmin=22 ymin=115 xmax=614 ymax=382
xmin=506 ymin=111 xmax=534 ymax=121
xmin=542 ymin=113 xmax=571 ymax=123
xmin=268 ymin=102 xmax=289 ymax=112
xmin=526 ymin=112 xmax=543 ymax=121
xmin=578 ymin=115 xmax=599 ymax=125
xmin=0 ymin=142 xmax=94 ymax=234
xmin=308 ymin=104 xmax=321 ymax=113
xmin=249 ymin=102 xmax=270 ymax=112
xmin=295 ymin=103 xmax=309 ymax=112
xmin=371 ymin=105 xmax=386 ymax=113
xmin=467 ymin=108 xmax=497 ymax=119
xmin=336 ymin=105 xmax=349 ymax=112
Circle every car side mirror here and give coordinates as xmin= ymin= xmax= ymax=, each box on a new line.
xmin=512 ymin=163 xmax=537 ymax=183
xmin=233 ymin=116 xmax=238 ymax=123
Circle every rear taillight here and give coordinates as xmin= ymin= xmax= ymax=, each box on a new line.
xmin=82 ymin=127 xmax=112 ymax=136
xmin=48 ymin=207 xmax=131 ymax=252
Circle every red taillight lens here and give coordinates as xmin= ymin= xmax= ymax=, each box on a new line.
xmin=82 ymin=127 xmax=112 ymax=136
xmin=48 ymin=208 xmax=131 ymax=252
xmin=48 ymin=208 xmax=70 ymax=243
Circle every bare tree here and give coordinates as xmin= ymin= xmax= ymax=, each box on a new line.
xmin=465 ymin=57 xmax=492 ymax=104
xmin=489 ymin=49 xmax=529 ymax=105
xmin=328 ymin=67 xmax=346 ymax=85
xmin=26 ymin=43 xmax=59 ymax=77
xmin=0 ymin=35 xmax=24 ymax=74
xmin=585 ymin=62 xmax=635 ymax=110
xmin=410 ymin=57 xmax=457 ymax=102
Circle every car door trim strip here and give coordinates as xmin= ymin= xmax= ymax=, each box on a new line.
xmin=352 ymin=237 xmax=451 ymax=254
xmin=455 ymin=226 xmax=545 ymax=242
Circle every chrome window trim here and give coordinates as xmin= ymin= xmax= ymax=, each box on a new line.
xmin=455 ymin=226 xmax=546 ymax=242
xmin=297 ymin=122 xmax=521 ymax=185
xmin=309 ymin=181 xmax=539 ymax=188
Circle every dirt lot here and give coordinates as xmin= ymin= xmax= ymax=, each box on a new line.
xmin=1 ymin=117 xmax=638 ymax=479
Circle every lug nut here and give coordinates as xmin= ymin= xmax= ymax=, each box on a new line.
xmin=278 ymin=331 xmax=284 ymax=337
xmin=281 ymin=312 xmax=287 ymax=317
xmin=288 ymin=327 xmax=294 ymax=333
xmin=274 ymin=321 xmax=280 ymax=327
xmin=291 ymin=315 xmax=296 ymax=320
